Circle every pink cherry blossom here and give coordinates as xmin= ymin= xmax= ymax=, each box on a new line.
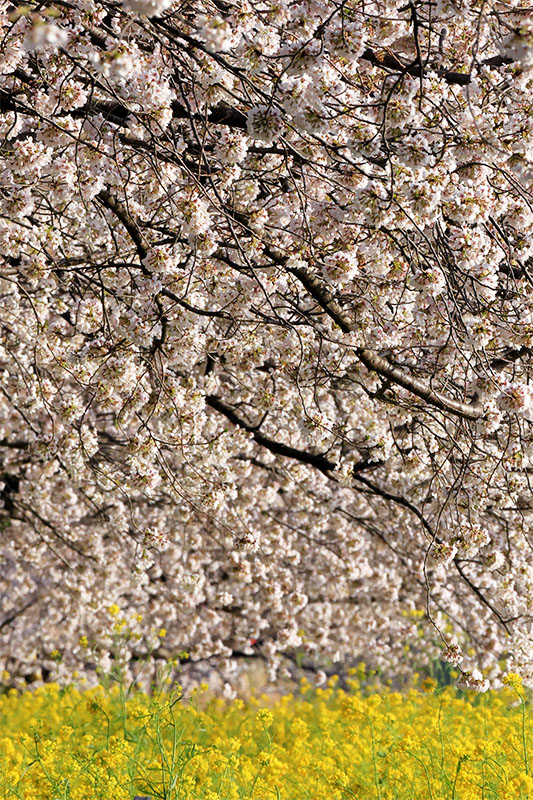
xmin=0 ymin=0 xmax=533 ymax=692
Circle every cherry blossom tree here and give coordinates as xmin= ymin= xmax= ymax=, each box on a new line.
xmin=1 ymin=0 xmax=533 ymax=690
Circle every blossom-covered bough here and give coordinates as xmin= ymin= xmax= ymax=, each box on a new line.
xmin=1 ymin=0 xmax=533 ymax=691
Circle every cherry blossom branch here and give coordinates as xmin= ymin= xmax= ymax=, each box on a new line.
xmin=353 ymin=474 xmax=512 ymax=633
xmin=454 ymin=560 xmax=511 ymax=633
xmin=206 ymin=395 xmax=336 ymax=473
xmin=0 ymin=593 xmax=41 ymax=630
xmin=97 ymin=190 xmax=149 ymax=261
xmin=209 ymin=395 xmax=508 ymax=641
xmin=96 ymin=190 xmax=233 ymax=320
xmin=359 ymin=48 xmax=514 ymax=86
xmin=95 ymin=189 xmax=486 ymax=422
xmin=288 ymin=265 xmax=484 ymax=421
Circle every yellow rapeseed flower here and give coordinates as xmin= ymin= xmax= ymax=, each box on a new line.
xmin=255 ymin=708 xmax=273 ymax=727
xmin=1 ymin=674 xmax=533 ymax=800
xmin=503 ymin=672 xmax=523 ymax=688
xmin=421 ymin=676 xmax=437 ymax=693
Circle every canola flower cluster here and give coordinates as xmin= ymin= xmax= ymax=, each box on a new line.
xmin=1 ymin=672 xmax=533 ymax=800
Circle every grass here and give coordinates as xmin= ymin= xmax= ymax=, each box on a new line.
xmin=0 ymin=670 xmax=532 ymax=799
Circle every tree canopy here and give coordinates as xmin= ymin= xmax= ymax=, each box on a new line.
xmin=1 ymin=0 xmax=533 ymax=689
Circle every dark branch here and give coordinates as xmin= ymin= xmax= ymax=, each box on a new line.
xmin=289 ymin=265 xmax=484 ymax=421
xmin=96 ymin=190 xmax=149 ymax=262
xmin=206 ymin=395 xmax=336 ymax=473
xmin=360 ymin=48 xmax=514 ymax=86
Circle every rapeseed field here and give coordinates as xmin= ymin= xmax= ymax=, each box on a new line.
xmin=1 ymin=671 xmax=532 ymax=800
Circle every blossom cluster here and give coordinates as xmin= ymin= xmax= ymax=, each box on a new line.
xmin=0 ymin=0 xmax=533 ymax=688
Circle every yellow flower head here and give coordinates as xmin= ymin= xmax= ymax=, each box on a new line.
xmin=502 ymin=672 xmax=523 ymax=689
xmin=421 ymin=677 xmax=437 ymax=694
xmin=255 ymin=708 xmax=273 ymax=728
